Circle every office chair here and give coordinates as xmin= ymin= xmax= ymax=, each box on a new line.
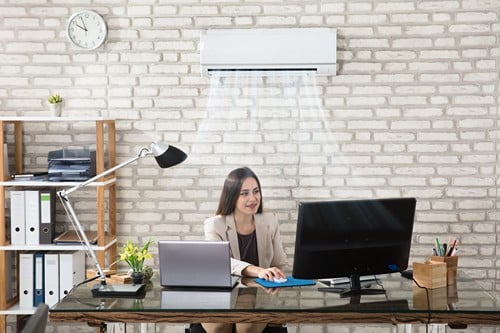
xmin=21 ymin=303 xmax=49 ymax=333
xmin=186 ymin=323 xmax=287 ymax=333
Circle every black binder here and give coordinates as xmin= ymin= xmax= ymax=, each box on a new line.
xmin=39 ymin=189 xmax=55 ymax=244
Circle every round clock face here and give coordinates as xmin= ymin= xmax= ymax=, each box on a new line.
xmin=67 ymin=10 xmax=107 ymax=50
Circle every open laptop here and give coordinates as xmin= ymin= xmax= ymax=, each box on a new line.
xmin=158 ymin=240 xmax=239 ymax=290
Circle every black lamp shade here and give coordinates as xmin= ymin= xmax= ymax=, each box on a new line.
xmin=153 ymin=143 xmax=187 ymax=168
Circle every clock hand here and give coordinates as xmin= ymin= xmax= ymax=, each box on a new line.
xmin=80 ymin=16 xmax=88 ymax=30
xmin=80 ymin=18 xmax=88 ymax=35
xmin=75 ymin=24 xmax=87 ymax=31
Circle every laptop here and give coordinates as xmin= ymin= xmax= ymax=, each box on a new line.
xmin=161 ymin=289 xmax=237 ymax=309
xmin=158 ymin=240 xmax=239 ymax=290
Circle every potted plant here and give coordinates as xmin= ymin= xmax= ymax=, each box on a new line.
xmin=47 ymin=94 xmax=63 ymax=116
xmin=119 ymin=239 xmax=153 ymax=284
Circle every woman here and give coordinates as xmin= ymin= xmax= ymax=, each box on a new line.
xmin=202 ymin=167 xmax=288 ymax=333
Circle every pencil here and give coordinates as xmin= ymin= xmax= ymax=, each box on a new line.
xmin=435 ymin=237 xmax=442 ymax=256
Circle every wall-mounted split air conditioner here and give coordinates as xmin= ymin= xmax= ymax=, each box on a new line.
xmin=200 ymin=28 xmax=337 ymax=76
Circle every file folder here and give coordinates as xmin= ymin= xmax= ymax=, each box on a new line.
xmin=2 ymin=143 xmax=8 ymax=178
xmin=5 ymin=251 xmax=15 ymax=301
xmin=19 ymin=253 xmax=34 ymax=308
xmin=10 ymin=190 xmax=25 ymax=245
xmin=39 ymin=189 xmax=55 ymax=244
xmin=59 ymin=251 xmax=85 ymax=299
xmin=33 ymin=252 xmax=45 ymax=306
xmin=25 ymin=190 xmax=40 ymax=245
xmin=44 ymin=253 xmax=59 ymax=307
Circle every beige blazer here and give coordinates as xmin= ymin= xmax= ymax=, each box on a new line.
xmin=204 ymin=212 xmax=288 ymax=276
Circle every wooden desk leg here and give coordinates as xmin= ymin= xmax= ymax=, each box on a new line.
xmin=0 ymin=315 xmax=5 ymax=333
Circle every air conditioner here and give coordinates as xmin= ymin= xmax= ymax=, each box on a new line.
xmin=200 ymin=28 xmax=337 ymax=76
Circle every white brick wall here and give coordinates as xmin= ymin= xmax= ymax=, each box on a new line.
xmin=1 ymin=0 xmax=499 ymax=332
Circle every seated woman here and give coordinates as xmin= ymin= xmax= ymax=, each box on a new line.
xmin=202 ymin=167 xmax=288 ymax=333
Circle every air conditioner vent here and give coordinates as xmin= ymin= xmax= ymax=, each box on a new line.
xmin=200 ymin=28 xmax=337 ymax=77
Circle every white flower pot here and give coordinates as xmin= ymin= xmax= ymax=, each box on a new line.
xmin=49 ymin=103 xmax=62 ymax=117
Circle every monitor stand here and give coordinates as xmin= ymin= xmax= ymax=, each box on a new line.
xmin=318 ymin=274 xmax=386 ymax=298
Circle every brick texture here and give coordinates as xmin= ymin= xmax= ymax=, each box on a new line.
xmin=1 ymin=1 xmax=499 ymax=332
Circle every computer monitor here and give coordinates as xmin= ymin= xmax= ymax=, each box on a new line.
xmin=292 ymin=197 xmax=416 ymax=296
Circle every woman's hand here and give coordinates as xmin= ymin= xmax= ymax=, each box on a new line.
xmin=258 ymin=267 xmax=286 ymax=281
xmin=242 ymin=265 xmax=286 ymax=281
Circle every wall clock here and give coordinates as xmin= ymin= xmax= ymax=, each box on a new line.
xmin=67 ymin=10 xmax=107 ymax=50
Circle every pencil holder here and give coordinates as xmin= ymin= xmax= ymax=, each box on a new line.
xmin=447 ymin=281 xmax=458 ymax=304
xmin=430 ymin=255 xmax=458 ymax=285
xmin=413 ymin=260 xmax=447 ymax=289
xmin=413 ymin=284 xmax=447 ymax=310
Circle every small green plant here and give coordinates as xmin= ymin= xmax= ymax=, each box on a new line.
xmin=48 ymin=94 xmax=63 ymax=104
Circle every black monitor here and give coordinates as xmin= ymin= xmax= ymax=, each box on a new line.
xmin=292 ymin=197 xmax=416 ymax=296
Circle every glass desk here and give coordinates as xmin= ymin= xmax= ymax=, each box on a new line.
xmin=50 ymin=272 xmax=500 ymax=330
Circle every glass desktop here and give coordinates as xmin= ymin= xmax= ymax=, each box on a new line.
xmin=51 ymin=271 xmax=500 ymax=328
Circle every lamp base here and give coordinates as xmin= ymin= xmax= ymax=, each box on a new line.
xmin=91 ymin=283 xmax=146 ymax=298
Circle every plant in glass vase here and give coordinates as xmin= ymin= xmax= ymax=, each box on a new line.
xmin=119 ymin=239 xmax=153 ymax=284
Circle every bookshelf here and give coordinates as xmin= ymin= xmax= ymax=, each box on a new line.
xmin=0 ymin=117 xmax=117 ymax=333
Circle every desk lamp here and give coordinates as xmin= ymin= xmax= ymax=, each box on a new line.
xmin=58 ymin=142 xmax=187 ymax=297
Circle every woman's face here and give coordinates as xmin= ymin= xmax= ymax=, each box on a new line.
xmin=235 ymin=177 xmax=261 ymax=216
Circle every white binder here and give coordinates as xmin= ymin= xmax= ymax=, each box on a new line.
xmin=24 ymin=190 xmax=40 ymax=245
xmin=19 ymin=253 xmax=34 ymax=308
xmin=10 ymin=191 xmax=25 ymax=245
xmin=59 ymin=251 xmax=85 ymax=299
xmin=44 ymin=253 xmax=59 ymax=307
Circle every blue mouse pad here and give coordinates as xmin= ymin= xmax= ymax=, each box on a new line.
xmin=253 ymin=276 xmax=316 ymax=288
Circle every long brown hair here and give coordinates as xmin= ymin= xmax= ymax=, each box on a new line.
xmin=216 ymin=167 xmax=263 ymax=216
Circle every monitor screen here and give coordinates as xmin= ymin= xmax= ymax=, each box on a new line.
xmin=292 ymin=197 xmax=416 ymax=296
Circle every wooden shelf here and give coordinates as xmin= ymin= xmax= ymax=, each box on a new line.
xmin=0 ymin=118 xmax=117 ymax=332
xmin=0 ymin=116 xmax=111 ymax=122
xmin=0 ymin=178 xmax=115 ymax=187
xmin=0 ymin=237 xmax=117 ymax=251
xmin=0 ymin=304 xmax=37 ymax=316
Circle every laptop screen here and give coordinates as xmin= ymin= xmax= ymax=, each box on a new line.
xmin=158 ymin=240 xmax=238 ymax=289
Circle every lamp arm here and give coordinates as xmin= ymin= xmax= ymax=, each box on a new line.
xmin=57 ymin=192 xmax=108 ymax=285
xmin=61 ymin=148 xmax=151 ymax=197
xmin=57 ymin=147 xmax=151 ymax=286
